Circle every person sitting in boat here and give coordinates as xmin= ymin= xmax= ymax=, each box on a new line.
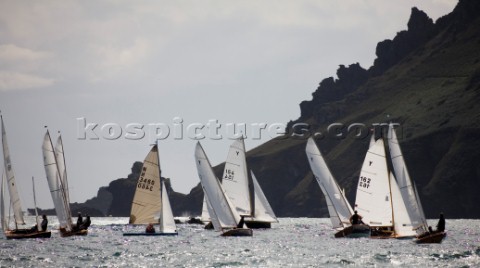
xmin=436 ymin=213 xmax=445 ymax=232
xmin=236 ymin=216 xmax=245 ymax=228
xmin=76 ymin=212 xmax=83 ymax=228
xmin=349 ymin=211 xmax=363 ymax=225
xmin=146 ymin=223 xmax=156 ymax=233
xmin=80 ymin=215 xmax=91 ymax=230
xmin=30 ymin=214 xmax=48 ymax=232
xmin=40 ymin=214 xmax=48 ymax=231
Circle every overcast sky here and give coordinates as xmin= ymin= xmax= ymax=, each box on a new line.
xmin=0 ymin=0 xmax=457 ymax=210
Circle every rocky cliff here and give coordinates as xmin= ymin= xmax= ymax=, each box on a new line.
xmin=39 ymin=0 xmax=480 ymax=219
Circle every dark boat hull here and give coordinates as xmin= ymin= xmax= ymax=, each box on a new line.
xmin=415 ymin=231 xmax=446 ymax=244
xmin=5 ymin=229 xmax=51 ymax=239
xmin=60 ymin=228 xmax=88 ymax=237
xmin=123 ymin=232 xmax=178 ymax=236
xmin=204 ymin=222 xmax=214 ymax=230
xmin=221 ymin=228 xmax=253 ymax=237
xmin=334 ymin=224 xmax=371 ymax=238
xmin=245 ymin=221 xmax=271 ymax=229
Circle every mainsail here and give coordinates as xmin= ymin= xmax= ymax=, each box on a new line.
xmin=221 ymin=139 xmax=251 ymax=216
xmin=194 ymin=142 xmax=241 ymax=230
xmin=1 ymin=116 xmax=24 ymax=225
xmin=354 ymin=139 xmax=392 ymax=227
xmin=129 ymin=145 xmax=162 ymax=224
xmin=42 ymin=130 xmax=72 ymax=231
xmin=306 ymin=138 xmax=353 ymax=229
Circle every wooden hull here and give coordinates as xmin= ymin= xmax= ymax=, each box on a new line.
xmin=60 ymin=228 xmax=88 ymax=237
xmin=245 ymin=221 xmax=272 ymax=229
xmin=334 ymin=224 xmax=371 ymax=238
xmin=5 ymin=229 xmax=51 ymax=239
xmin=415 ymin=231 xmax=446 ymax=244
xmin=123 ymin=232 xmax=178 ymax=236
xmin=221 ymin=228 xmax=253 ymax=237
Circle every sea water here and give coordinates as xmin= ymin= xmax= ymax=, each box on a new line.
xmin=0 ymin=217 xmax=479 ymax=267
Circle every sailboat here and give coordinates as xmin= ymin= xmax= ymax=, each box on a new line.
xmin=0 ymin=115 xmax=50 ymax=239
xmin=387 ymin=124 xmax=445 ymax=243
xmin=221 ymin=138 xmax=277 ymax=228
xmin=200 ymin=196 xmax=215 ymax=229
xmin=305 ymin=137 xmax=370 ymax=238
xmin=42 ymin=130 xmax=87 ymax=237
xmin=354 ymin=135 xmax=416 ymax=239
xmin=123 ymin=143 xmax=177 ymax=236
xmin=194 ymin=142 xmax=252 ymax=237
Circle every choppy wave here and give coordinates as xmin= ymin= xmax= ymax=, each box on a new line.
xmin=0 ymin=217 xmax=479 ymax=267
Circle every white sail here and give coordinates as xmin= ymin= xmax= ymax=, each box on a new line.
xmin=201 ymin=196 xmax=211 ymax=223
xmin=1 ymin=116 xmax=24 ymax=225
xmin=221 ymin=138 xmax=251 ymax=216
xmin=160 ymin=180 xmax=176 ymax=233
xmin=1 ymin=172 xmax=6 ymax=232
xmin=388 ymin=124 xmax=428 ymax=233
xmin=250 ymin=171 xmax=278 ymax=223
xmin=205 ymin=196 xmax=222 ymax=232
xmin=390 ymin=172 xmax=416 ymax=237
xmin=369 ymin=134 xmax=375 ymax=148
xmin=354 ymin=139 xmax=392 ymax=227
xmin=55 ymin=136 xmax=70 ymax=206
xmin=194 ymin=142 xmax=241 ymax=230
xmin=32 ymin=177 xmax=41 ymax=232
xmin=42 ymin=131 xmax=72 ymax=231
xmin=306 ymin=138 xmax=353 ymax=229
xmin=129 ymin=145 xmax=162 ymax=224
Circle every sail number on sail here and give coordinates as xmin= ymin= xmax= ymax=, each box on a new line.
xmin=358 ymin=176 xmax=371 ymax=189
xmin=224 ymin=169 xmax=235 ymax=181
xmin=137 ymin=167 xmax=154 ymax=191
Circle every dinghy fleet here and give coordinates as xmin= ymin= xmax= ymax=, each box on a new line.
xmin=0 ymin=112 xmax=445 ymax=243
